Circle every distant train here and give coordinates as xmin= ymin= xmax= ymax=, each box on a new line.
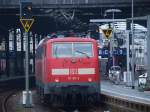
xmin=35 ymin=37 xmax=100 ymax=105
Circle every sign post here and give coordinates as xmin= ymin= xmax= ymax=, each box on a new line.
xmin=20 ymin=0 xmax=34 ymax=108
xmin=20 ymin=19 xmax=34 ymax=107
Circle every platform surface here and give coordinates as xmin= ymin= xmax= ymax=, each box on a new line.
xmin=101 ymin=80 xmax=150 ymax=105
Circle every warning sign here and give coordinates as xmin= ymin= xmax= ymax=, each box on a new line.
xmin=20 ymin=19 xmax=34 ymax=32
xmin=102 ymin=29 xmax=112 ymax=39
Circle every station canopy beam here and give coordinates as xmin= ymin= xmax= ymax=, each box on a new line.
xmin=127 ymin=16 xmax=147 ymax=21
xmin=90 ymin=19 xmax=126 ymax=23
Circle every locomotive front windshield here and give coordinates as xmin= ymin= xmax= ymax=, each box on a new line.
xmin=52 ymin=42 xmax=93 ymax=58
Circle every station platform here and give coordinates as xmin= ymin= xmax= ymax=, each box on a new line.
xmin=101 ymin=79 xmax=150 ymax=105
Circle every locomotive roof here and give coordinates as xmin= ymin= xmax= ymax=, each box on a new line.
xmin=47 ymin=37 xmax=96 ymax=43
xmin=37 ymin=37 xmax=96 ymax=47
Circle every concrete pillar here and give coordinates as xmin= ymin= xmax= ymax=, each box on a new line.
xmin=147 ymin=15 xmax=150 ymax=79
xmin=126 ymin=31 xmax=130 ymax=75
xmin=14 ymin=28 xmax=17 ymax=75
xmin=6 ymin=30 xmax=9 ymax=77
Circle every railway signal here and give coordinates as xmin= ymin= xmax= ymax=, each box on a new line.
xmin=102 ymin=29 xmax=112 ymax=39
xmin=20 ymin=0 xmax=33 ymax=108
xmin=20 ymin=1 xmax=33 ymax=18
xmin=20 ymin=18 xmax=34 ymax=32
xmin=89 ymin=23 xmax=99 ymax=40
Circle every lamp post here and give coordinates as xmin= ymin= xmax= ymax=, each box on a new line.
xmin=131 ymin=0 xmax=135 ymax=89
xmin=105 ymin=9 xmax=122 ymax=66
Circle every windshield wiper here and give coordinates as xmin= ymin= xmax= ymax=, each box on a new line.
xmin=54 ymin=46 xmax=58 ymax=58
xmin=75 ymin=50 xmax=90 ymax=58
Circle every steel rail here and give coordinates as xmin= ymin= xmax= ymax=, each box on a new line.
xmin=2 ymin=90 xmax=18 ymax=112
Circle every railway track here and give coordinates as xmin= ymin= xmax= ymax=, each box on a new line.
xmin=3 ymin=76 xmax=149 ymax=112
xmin=0 ymin=85 xmax=105 ymax=112
xmin=37 ymin=96 xmax=104 ymax=112
xmin=0 ymin=76 xmax=105 ymax=112
xmin=45 ymin=105 xmax=104 ymax=112
xmin=0 ymin=77 xmax=30 ymax=112
xmin=2 ymin=90 xmax=18 ymax=112
xmin=0 ymin=89 xmax=18 ymax=112
xmin=2 ymin=78 xmax=149 ymax=112
xmin=0 ymin=87 xmax=104 ymax=112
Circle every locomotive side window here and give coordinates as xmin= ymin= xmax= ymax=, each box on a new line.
xmin=52 ymin=43 xmax=72 ymax=58
xmin=36 ymin=46 xmax=44 ymax=59
xmin=74 ymin=43 xmax=93 ymax=57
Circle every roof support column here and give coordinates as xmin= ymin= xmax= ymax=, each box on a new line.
xmin=147 ymin=15 xmax=150 ymax=80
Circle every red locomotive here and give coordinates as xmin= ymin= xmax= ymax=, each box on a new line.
xmin=35 ymin=37 xmax=100 ymax=105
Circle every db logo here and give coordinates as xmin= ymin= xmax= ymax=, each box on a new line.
xmin=69 ymin=68 xmax=78 ymax=75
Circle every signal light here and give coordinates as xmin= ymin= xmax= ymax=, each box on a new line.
xmin=21 ymin=1 xmax=32 ymax=18
xmin=89 ymin=24 xmax=99 ymax=40
xmin=27 ymin=6 xmax=32 ymax=11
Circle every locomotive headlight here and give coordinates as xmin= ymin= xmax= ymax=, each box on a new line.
xmin=55 ymin=79 xmax=59 ymax=82
xmin=88 ymin=78 xmax=92 ymax=82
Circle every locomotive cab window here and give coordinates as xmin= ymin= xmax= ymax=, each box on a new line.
xmin=74 ymin=43 xmax=93 ymax=57
xmin=53 ymin=43 xmax=72 ymax=58
xmin=52 ymin=42 xmax=93 ymax=58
